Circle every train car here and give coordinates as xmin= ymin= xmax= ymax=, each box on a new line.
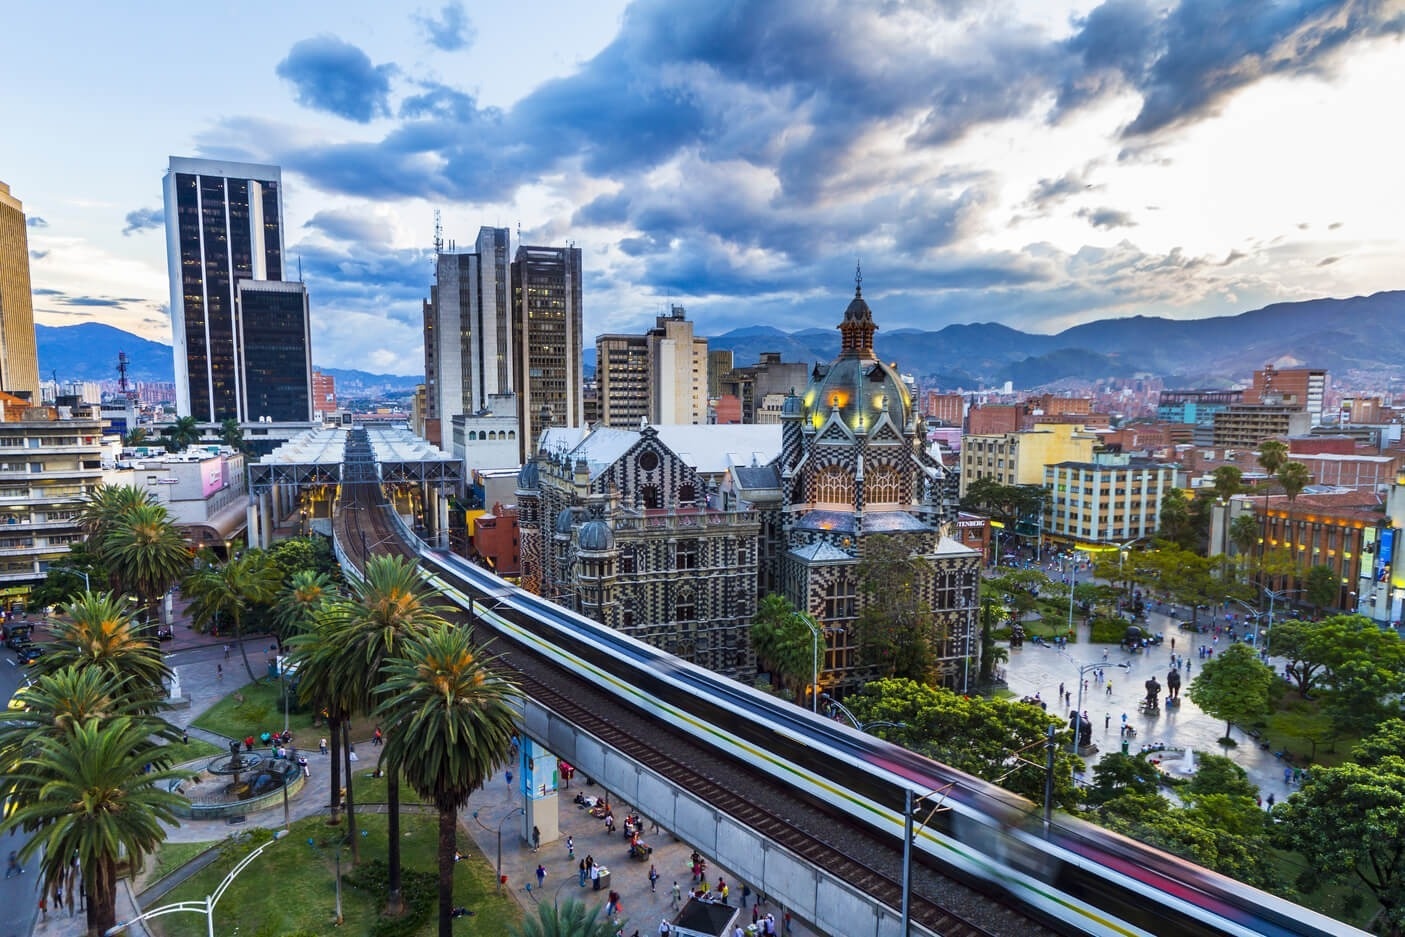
xmin=414 ymin=545 xmax=1359 ymax=937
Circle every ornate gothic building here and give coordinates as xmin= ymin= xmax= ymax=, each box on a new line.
xmin=724 ymin=277 xmax=980 ymax=693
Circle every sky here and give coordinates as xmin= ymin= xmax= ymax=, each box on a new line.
xmin=3 ymin=0 xmax=1403 ymax=376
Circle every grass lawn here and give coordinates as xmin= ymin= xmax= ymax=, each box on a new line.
xmin=352 ymin=768 xmax=428 ymax=808
xmin=152 ymin=813 xmax=520 ymax=937
xmin=192 ymin=680 xmax=380 ymax=746
xmin=136 ymin=841 xmax=215 ymax=893
xmin=1268 ymin=847 xmax=1380 ymax=930
xmin=158 ymin=737 xmax=224 ymax=765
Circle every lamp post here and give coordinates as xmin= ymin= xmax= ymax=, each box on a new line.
xmin=1069 ymin=661 xmax=1102 ymax=754
xmin=473 ymin=806 xmax=525 ymax=893
xmin=1115 ymin=537 xmax=1144 ymax=596
xmin=819 ymin=693 xmax=907 ymax=733
xmin=1263 ymin=587 xmax=1304 ymax=652
xmin=900 ymin=786 xmax=950 ymax=937
xmin=105 ymin=835 xmax=280 ymax=937
xmin=799 ymin=613 xmax=822 ymax=713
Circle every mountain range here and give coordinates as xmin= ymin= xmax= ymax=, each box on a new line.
xmin=35 ymin=290 xmax=1405 ymax=395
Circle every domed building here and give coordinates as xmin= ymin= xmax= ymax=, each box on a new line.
xmin=727 ymin=273 xmax=980 ymax=693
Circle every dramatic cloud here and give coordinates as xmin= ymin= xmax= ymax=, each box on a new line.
xmin=122 ymin=207 xmax=164 ymax=236
xmin=303 ymin=209 xmax=395 ymax=247
xmin=1078 ymin=206 xmax=1138 ymax=229
xmin=26 ymin=216 xmax=47 ymax=228
xmin=415 ymin=2 xmax=475 ymax=52
xmin=276 ymin=36 xmax=395 ymax=123
xmin=61 ymin=296 xmax=124 ymax=307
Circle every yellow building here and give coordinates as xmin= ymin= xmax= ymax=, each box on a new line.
xmin=0 ymin=182 xmax=41 ymax=403
xmin=1043 ymin=452 xmax=1176 ymax=546
xmin=959 ymin=423 xmax=1099 ymax=496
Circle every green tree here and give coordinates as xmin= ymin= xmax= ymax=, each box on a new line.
xmin=1350 ymin=718 xmax=1405 ymax=766
xmin=183 ymin=550 xmax=284 ymax=683
xmin=1276 ymin=754 xmax=1405 ymax=933
xmin=1187 ymin=642 xmax=1275 ymax=742
xmin=1303 ymin=564 xmax=1339 ymax=616
xmin=960 ymin=480 xmax=1048 ymax=530
xmin=846 ymin=678 xmax=1081 ymax=809
xmin=1209 ymin=465 xmax=1244 ymax=503
xmin=162 ymin=415 xmax=202 ymax=452
xmin=855 ymin=535 xmax=934 ymax=681
xmin=376 ymin=624 xmax=519 ymax=937
xmin=33 ymin=592 xmax=170 ymax=703
xmin=103 ymin=501 xmax=190 ymax=631
xmin=1256 ymin=439 xmax=1288 ymax=487
xmin=122 ymin=426 xmax=149 ymax=447
xmin=219 ymin=418 xmax=248 ymax=454
xmin=1085 ymin=752 xmax=1165 ymax=806
xmin=27 ymin=540 xmax=106 ymax=610
xmin=289 ymin=614 xmax=353 ymax=827
xmin=271 ymin=569 xmax=338 ymax=642
xmin=750 ymin=594 xmax=816 ymax=701
xmin=267 ymin=535 xmax=341 ymax=580
xmin=328 ymin=555 xmax=449 ymax=914
xmin=1317 ymin=622 xmax=1405 ymax=736
xmin=1157 ymin=488 xmax=1194 ymax=549
xmin=79 ymin=484 xmax=154 ymax=552
xmin=1270 ymin=618 xmax=1330 ymax=695
xmin=1 ymin=717 xmax=186 ymax=937
xmin=510 ymin=897 xmax=622 ymax=937
xmin=1228 ymin=513 xmax=1260 ymax=573
xmin=1278 ymin=460 xmax=1312 ymax=503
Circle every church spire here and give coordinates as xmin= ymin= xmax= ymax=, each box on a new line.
xmin=838 ymin=268 xmax=877 ymax=355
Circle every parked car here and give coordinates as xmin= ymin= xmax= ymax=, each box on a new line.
xmin=17 ymin=645 xmax=43 ymax=665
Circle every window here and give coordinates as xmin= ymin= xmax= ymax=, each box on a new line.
xmin=641 ymin=485 xmax=662 ymax=509
xmin=866 ymin=466 xmax=902 ymax=503
xmin=637 ymin=450 xmax=659 ymax=471
xmin=814 ymin=466 xmax=853 ymax=505
xmin=677 ymin=540 xmax=699 ymax=570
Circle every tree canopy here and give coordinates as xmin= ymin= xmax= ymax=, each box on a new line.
xmin=750 ymin=594 xmax=817 ymax=703
xmin=854 ymin=535 xmax=934 ymax=682
xmin=1187 ymin=642 xmax=1275 ymax=741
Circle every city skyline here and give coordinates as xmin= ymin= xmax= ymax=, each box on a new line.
xmin=3 ymin=0 xmax=1402 ymax=376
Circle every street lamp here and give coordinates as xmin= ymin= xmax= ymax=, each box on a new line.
xmin=1263 ymin=587 xmax=1304 ymax=652
xmin=819 ymin=693 xmax=907 ymax=733
xmin=473 ymin=805 xmax=525 ymax=893
xmin=900 ymin=786 xmax=950 ymax=937
xmin=799 ymin=614 xmax=823 ymax=713
xmin=1069 ymin=661 xmax=1103 ymax=754
xmin=105 ymin=834 xmax=281 ymax=937
xmin=1114 ymin=537 xmax=1144 ymax=596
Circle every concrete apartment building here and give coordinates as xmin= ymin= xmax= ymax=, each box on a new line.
xmin=923 ymin=391 xmax=964 ymax=427
xmin=718 ymin=352 xmax=809 ymax=424
xmin=1157 ymin=389 xmax=1243 ymax=425
xmin=1212 ymin=403 xmax=1313 ymax=448
xmin=959 ymin=423 xmax=1099 ymax=495
xmin=596 ymin=306 xmax=708 ymax=428
xmin=1244 ymin=364 xmax=1327 ymax=425
xmin=0 ymin=400 xmax=105 ymax=606
xmin=1043 ymin=452 xmax=1176 ymax=546
xmin=0 ymin=182 xmax=41 ymax=403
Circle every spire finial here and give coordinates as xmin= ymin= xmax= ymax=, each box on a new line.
xmin=855 ymin=260 xmax=863 ymax=296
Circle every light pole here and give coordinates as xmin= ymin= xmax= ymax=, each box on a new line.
xmin=799 ymin=613 xmax=822 ymax=713
xmin=304 ymin=835 xmax=346 ymax=924
xmin=819 ymin=693 xmax=906 ymax=733
xmin=1115 ymin=537 xmax=1144 ymax=596
xmin=473 ymin=806 xmax=524 ymax=893
xmin=900 ymin=786 xmax=950 ymax=937
xmin=105 ymin=834 xmax=281 ymax=937
xmin=1069 ymin=661 xmax=1102 ymax=754
xmin=1263 ymin=587 xmax=1304 ymax=652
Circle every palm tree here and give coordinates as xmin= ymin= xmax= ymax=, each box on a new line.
xmin=750 ymin=594 xmax=813 ymax=700
xmin=1228 ymin=513 xmax=1260 ymax=578
xmin=288 ymin=614 xmax=355 ymax=827
xmin=271 ymin=569 xmax=338 ymax=642
xmin=1209 ymin=465 xmax=1244 ymax=503
xmin=103 ymin=502 xmax=190 ymax=631
xmin=78 ymin=485 xmax=155 ymax=585
xmin=376 ymin=625 xmax=519 ymax=937
xmin=2 ymin=717 xmax=186 ymax=937
xmin=183 ymin=550 xmax=284 ymax=682
xmin=122 ymin=427 xmax=149 ymax=447
xmin=510 ymin=898 xmax=621 ymax=937
xmin=328 ymin=555 xmax=448 ymax=914
xmin=1257 ymin=439 xmax=1287 ymax=492
xmin=1158 ymin=487 xmax=1192 ymax=547
xmin=219 ymin=418 xmax=247 ymax=454
xmin=34 ymin=591 xmax=170 ymax=701
xmin=1278 ymin=461 xmax=1312 ymax=504
xmin=163 ymin=415 xmax=202 ymax=452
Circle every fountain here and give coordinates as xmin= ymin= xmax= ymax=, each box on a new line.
xmin=1176 ymin=747 xmax=1196 ymax=775
xmin=166 ymin=739 xmax=304 ymax=819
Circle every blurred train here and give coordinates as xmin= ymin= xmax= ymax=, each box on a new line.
xmin=405 ymin=543 xmax=1357 ymax=937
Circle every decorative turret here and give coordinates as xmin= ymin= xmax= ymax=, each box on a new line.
xmin=838 ymin=262 xmax=877 ymax=356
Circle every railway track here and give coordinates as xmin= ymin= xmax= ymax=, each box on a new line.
xmin=335 ymin=479 xmax=1049 ymax=937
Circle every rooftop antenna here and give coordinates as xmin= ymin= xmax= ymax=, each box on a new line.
xmin=433 ymin=208 xmax=443 ymax=253
xmin=116 ymin=352 xmax=135 ymax=401
xmin=297 ymin=254 xmax=303 ymax=282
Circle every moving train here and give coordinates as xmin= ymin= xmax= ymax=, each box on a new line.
xmin=404 ymin=541 xmax=1356 ymax=937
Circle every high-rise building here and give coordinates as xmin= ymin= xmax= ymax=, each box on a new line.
xmin=0 ymin=182 xmax=41 ymax=402
xmin=311 ymin=371 xmax=337 ymax=416
xmin=422 ymin=227 xmax=512 ymax=447
xmin=235 ymin=280 xmax=312 ymax=423
xmin=513 ymin=244 xmax=584 ymax=459
xmin=163 ymin=157 xmax=285 ymax=423
xmin=1244 ymin=365 xmax=1328 ymax=425
xmin=597 ymin=306 xmax=708 ymax=429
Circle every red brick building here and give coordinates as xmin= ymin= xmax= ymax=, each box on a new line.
xmin=470 ymin=503 xmax=521 ymax=576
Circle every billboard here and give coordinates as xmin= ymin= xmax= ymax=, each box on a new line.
xmin=200 ymin=458 xmax=227 ymax=499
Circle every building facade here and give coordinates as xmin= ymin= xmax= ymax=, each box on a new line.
xmin=1042 ymin=452 xmax=1175 ymax=545
xmin=718 ymin=353 xmax=810 ymax=425
xmin=1157 ymin=389 xmax=1243 ymax=425
xmin=1211 ymin=404 xmax=1313 ymax=448
xmin=0 ymin=182 xmax=41 ymax=402
xmin=0 ymin=404 xmax=105 ymax=605
xmin=1245 ymin=365 xmax=1328 ymax=425
xmin=513 ymin=244 xmax=585 ymax=460
xmin=595 ymin=333 xmax=650 ymax=428
xmin=311 ymin=371 xmax=337 ymax=416
xmin=959 ymin=423 xmax=1099 ymax=495
xmin=647 ymin=307 xmax=708 ymax=425
xmin=163 ymin=157 xmax=285 ymax=423
xmin=235 ymin=280 xmax=312 ymax=423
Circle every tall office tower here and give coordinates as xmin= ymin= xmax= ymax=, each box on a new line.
xmin=0 ymin=182 xmax=41 ymax=402
xmin=512 ymin=244 xmax=584 ymax=459
xmin=421 ymin=226 xmax=512 ymax=447
xmin=163 ymin=157 xmax=285 ymax=423
xmin=595 ymin=332 xmax=650 ymax=428
xmin=647 ymin=306 xmax=708 ymax=424
xmin=235 ymin=281 xmax=312 ymax=423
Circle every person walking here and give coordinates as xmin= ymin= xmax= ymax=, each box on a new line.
xmin=223 ymin=643 xmax=230 ymax=659
xmin=535 ymin=863 xmax=546 ymax=889
xmin=579 ymin=859 xmax=587 ymax=887
xmin=671 ymin=881 xmax=682 ymax=909
xmin=5 ymin=851 xmax=20 ymax=878
xmin=216 ymin=664 xmax=223 ymax=681
xmin=566 ymin=834 xmax=574 ymax=859
xmin=532 ymin=825 xmax=541 ymax=852
xmin=649 ymin=864 xmax=659 ymax=892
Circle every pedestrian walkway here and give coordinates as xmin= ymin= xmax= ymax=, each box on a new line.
xmin=1001 ymin=605 xmax=1299 ymax=798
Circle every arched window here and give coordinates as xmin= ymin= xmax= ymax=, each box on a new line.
xmin=679 ymin=484 xmax=697 ymax=504
xmin=866 ymin=466 xmax=902 ymax=504
xmin=508 ymin=431 xmax=516 ymax=439
xmin=641 ymin=485 xmax=662 ymax=509
xmin=488 ymin=431 xmax=498 ymax=440
xmin=814 ymin=466 xmax=853 ymax=506
xmin=468 ymin=431 xmax=478 ymax=440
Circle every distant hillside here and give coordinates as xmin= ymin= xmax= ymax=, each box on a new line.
xmin=36 ymin=324 xmax=422 ymax=396
xmin=707 ymin=291 xmax=1405 ymax=388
